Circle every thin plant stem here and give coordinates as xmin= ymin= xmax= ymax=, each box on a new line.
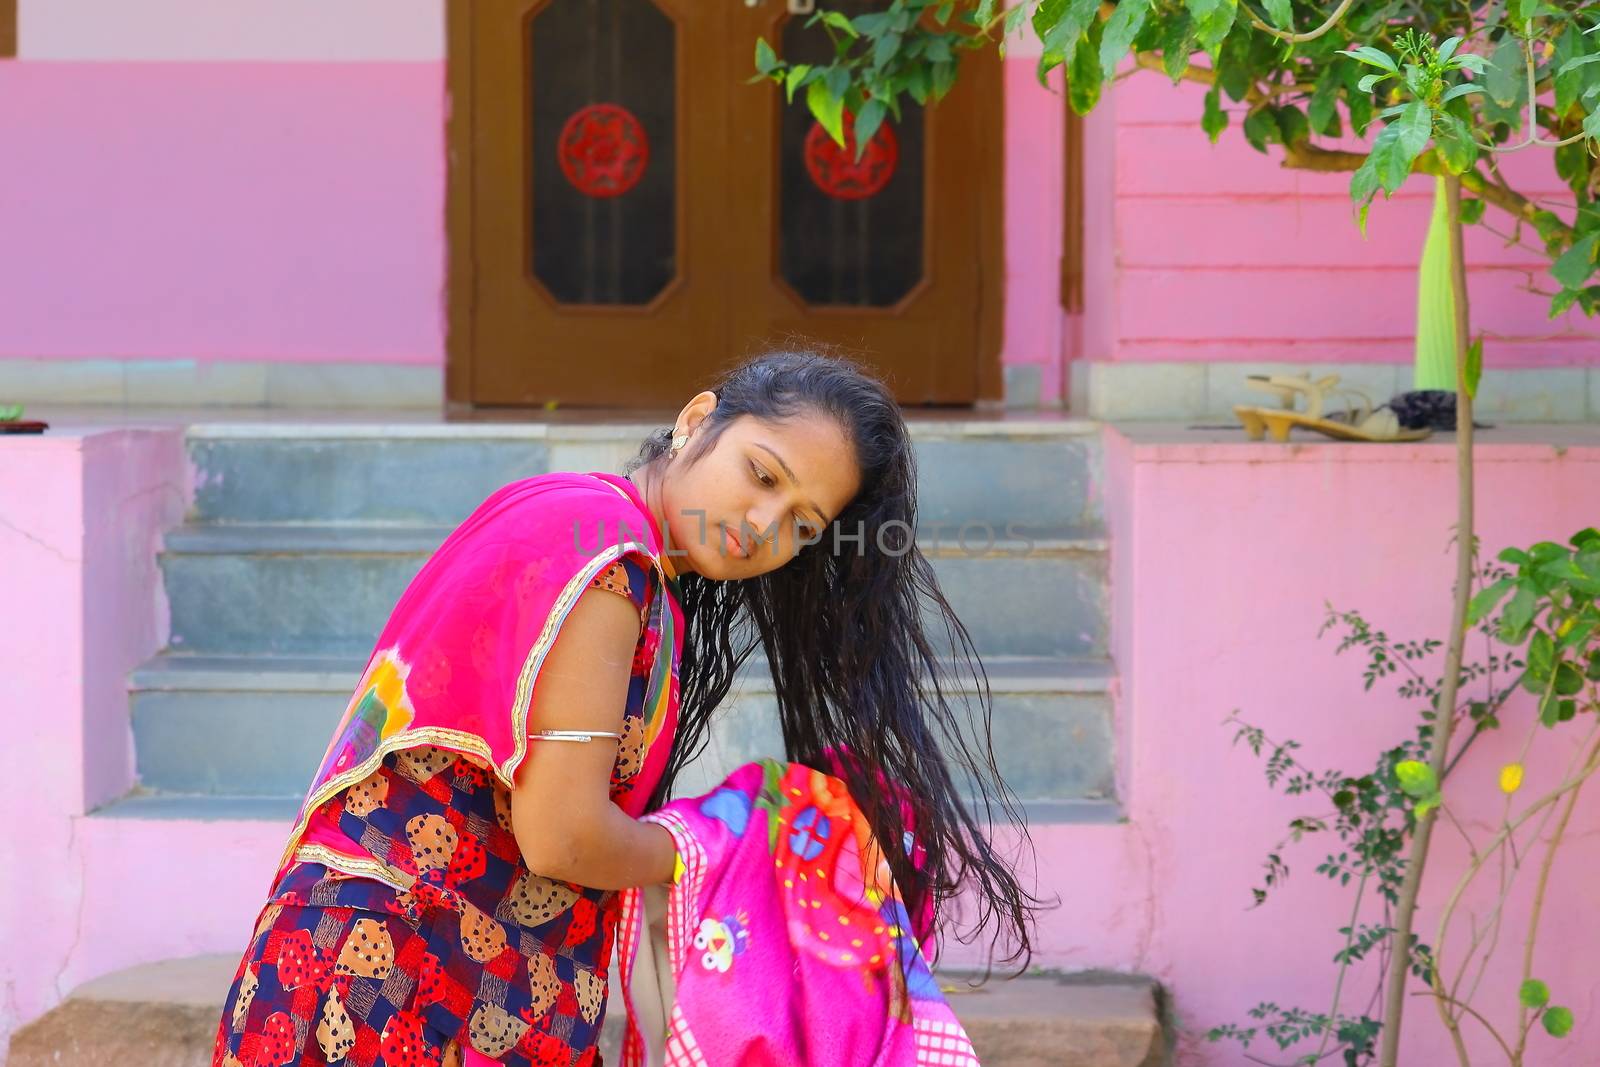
xmin=1377 ymin=172 xmax=1477 ymax=1067
xmin=1409 ymin=991 xmax=1517 ymax=1061
xmin=1242 ymin=0 xmax=1359 ymax=43
xmin=1312 ymin=868 xmax=1371 ymax=1063
xmin=1512 ymin=733 xmax=1599 ymax=1060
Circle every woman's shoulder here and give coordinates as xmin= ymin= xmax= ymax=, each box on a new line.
xmin=456 ymin=472 xmax=661 ymax=571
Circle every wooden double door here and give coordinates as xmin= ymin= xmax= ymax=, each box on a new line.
xmin=447 ymin=0 xmax=1001 ymax=409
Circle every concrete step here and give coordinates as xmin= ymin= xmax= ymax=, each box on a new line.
xmin=185 ymin=419 xmax=1104 ymax=529
xmin=159 ymin=524 xmax=1110 ymax=659
xmin=128 ymin=654 xmax=1120 ymax=814
xmin=8 ymin=956 xmax=1166 ymax=1067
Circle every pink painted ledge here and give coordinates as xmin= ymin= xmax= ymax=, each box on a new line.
xmin=1113 ymin=421 xmax=1600 ymax=463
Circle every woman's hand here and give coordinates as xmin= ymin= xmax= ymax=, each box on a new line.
xmin=509 ymin=583 xmax=677 ymax=890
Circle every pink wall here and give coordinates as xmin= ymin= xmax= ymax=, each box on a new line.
xmin=0 ymin=62 xmax=445 ymax=365
xmin=956 ymin=430 xmax=1600 ymax=1065
xmin=1000 ymin=59 xmax=1067 ymax=403
xmin=18 ymin=0 xmax=443 ymax=61
xmin=1100 ymin=73 xmax=1600 ymax=367
xmin=0 ymin=427 xmax=186 ymax=1052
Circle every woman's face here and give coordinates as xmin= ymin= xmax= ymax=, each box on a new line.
xmin=659 ymin=394 xmax=861 ymax=579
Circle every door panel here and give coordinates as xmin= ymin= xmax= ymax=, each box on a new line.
xmin=455 ymin=0 xmax=999 ymax=408
xmin=470 ymin=0 xmax=722 ymax=406
xmin=724 ymin=1 xmax=998 ymax=404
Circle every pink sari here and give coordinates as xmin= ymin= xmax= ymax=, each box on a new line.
xmin=617 ymin=759 xmax=980 ymax=1067
xmin=273 ymin=470 xmax=683 ymax=886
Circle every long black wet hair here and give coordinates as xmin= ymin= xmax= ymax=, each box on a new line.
xmin=624 ymin=349 xmax=1055 ymax=970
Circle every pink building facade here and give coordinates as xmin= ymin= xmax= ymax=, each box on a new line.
xmin=0 ymin=1 xmax=1594 ymax=413
xmin=2 ymin=4 xmax=1598 ymax=1065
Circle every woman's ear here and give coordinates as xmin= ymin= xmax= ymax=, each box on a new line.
xmin=681 ymin=391 xmax=718 ymax=435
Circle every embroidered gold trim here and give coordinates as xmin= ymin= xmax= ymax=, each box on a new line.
xmin=274 ymin=724 xmax=498 ymax=873
xmin=292 ymin=842 xmax=415 ymax=891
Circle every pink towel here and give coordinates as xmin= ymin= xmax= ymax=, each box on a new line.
xmin=617 ymin=759 xmax=980 ymax=1066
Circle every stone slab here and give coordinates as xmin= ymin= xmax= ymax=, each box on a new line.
xmin=9 ymin=957 xmax=1165 ymax=1067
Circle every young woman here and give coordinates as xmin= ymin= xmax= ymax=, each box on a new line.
xmin=212 ymin=351 xmax=1045 ymax=1067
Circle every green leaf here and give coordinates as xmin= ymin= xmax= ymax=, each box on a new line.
xmin=1068 ymin=27 xmax=1104 ymax=115
xmin=1202 ymin=82 xmax=1228 ymax=142
xmin=1528 ymin=629 xmax=1556 ymax=679
xmin=1487 ymin=37 xmax=1528 ymax=109
xmin=784 ymin=64 xmax=812 ymax=103
xmin=1467 ymin=577 xmax=1514 ymax=625
xmin=872 ymin=31 xmax=901 ymax=71
xmin=1539 ymin=688 xmax=1564 ymax=726
xmin=1451 ymin=53 xmax=1488 ymax=76
xmin=1308 ymin=64 xmax=1344 ymax=135
xmin=852 ymin=12 xmax=891 ymax=35
xmin=1038 ymin=0 xmax=1101 ymax=58
xmin=1353 ymin=111 xmax=1420 ymax=204
xmin=755 ymin=37 xmax=779 ymax=76
xmin=852 ymin=98 xmax=887 ymax=162
xmin=818 ymin=11 xmax=858 ymax=38
xmin=1542 ymin=1006 xmax=1574 ymax=1038
xmin=1395 ymin=760 xmax=1438 ymax=798
xmin=1358 ymin=73 xmax=1389 ymax=94
xmin=1100 ymin=0 xmax=1152 ymax=76
xmin=1553 ymin=27 xmax=1586 ymax=115
xmin=1338 ymin=46 xmax=1398 ymax=73
xmin=1162 ymin=14 xmax=1196 ymax=84
xmin=1556 ymin=53 xmax=1600 ymax=78
xmin=1501 ymin=584 xmax=1539 ymax=641
xmin=1552 ymin=233 xmax=1600 ymax=289
xmin=1520 ymin=980 xmax=1551 ymax=1009
xmin=1275 ymin=104 xmax=1309 ymax=147
xmin=1186 ymin=0 xmax=1238 ymax=51
xmin=1367 ymin=102 xmax=1433 ymax=194
xmin=1002 ymin=3 xmax=1029 ymax=38
xmin=1561 ymin=620 xmax=1596 ymax=650
xmin=1345 ymin=81 xmax=1374 ymax=136
xmin=1242 ymin=107 xmax=1279 ymax=152
xmin=1437 ymin=36 xmax=1463 ymax=65
xmin=1351 ymin=153 xmax=1382 ymax=215
xmin=1555 ymin=661 xmax=1585 ymax=695
xmin=1262 ymin=0 xmax=1293 ymax=30
xmin=1435 ymin=113 xmax=1478 ymax=175
xmin=1464 ymin=336 xmax=1483 ymax=399
xmin=806 ymin=77 xmax=846 ymax=148
xmin=1440 ymin=82 xmax=1484 ymax=103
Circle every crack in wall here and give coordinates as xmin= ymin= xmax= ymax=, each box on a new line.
xmin=0 ymin=514 xmax=79 ymax=565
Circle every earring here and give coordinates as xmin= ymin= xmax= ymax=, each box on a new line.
xmin=669 ymin=432 xmax=688 ymax=456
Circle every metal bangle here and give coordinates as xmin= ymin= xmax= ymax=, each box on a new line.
xmin=529 ymin=730 xmax=623 ymax=744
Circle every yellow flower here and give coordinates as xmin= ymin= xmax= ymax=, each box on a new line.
xmin=1500 ymin=763 xmax=1524 ymax=794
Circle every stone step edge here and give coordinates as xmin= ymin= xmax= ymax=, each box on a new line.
xmin=9 ymin=956 xmax=1164 ymax=1067
xmin=89 ymin=791 xmax=1126 ymax=827
xmin=161 ymin=522 xmax=1109 ymax=557
xmin=186 ymin=417 xmax=1104 ymax=442
xmin=130 ymin=653 xmax=1117 ymax=697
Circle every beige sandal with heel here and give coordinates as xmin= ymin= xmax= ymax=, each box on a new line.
xmin=1234 ymin=374 xmax=1431 ymax=443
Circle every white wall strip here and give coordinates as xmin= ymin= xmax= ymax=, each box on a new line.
xmin=20 ymin=0 xmax=444 ymax=62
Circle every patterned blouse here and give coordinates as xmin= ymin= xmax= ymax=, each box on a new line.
xmin=214 ymin=554 xmax=668 ymax=1067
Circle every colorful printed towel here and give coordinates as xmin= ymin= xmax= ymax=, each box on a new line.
xmin=616 ymin=759 xmax=980 ymax=1066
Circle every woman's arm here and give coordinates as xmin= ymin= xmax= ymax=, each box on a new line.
xmin=509 ymin=582 xmax=677 ymax=891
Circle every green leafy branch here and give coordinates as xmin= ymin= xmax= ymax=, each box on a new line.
xmin=752 ymin=1 xmax=1600 ymax=315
